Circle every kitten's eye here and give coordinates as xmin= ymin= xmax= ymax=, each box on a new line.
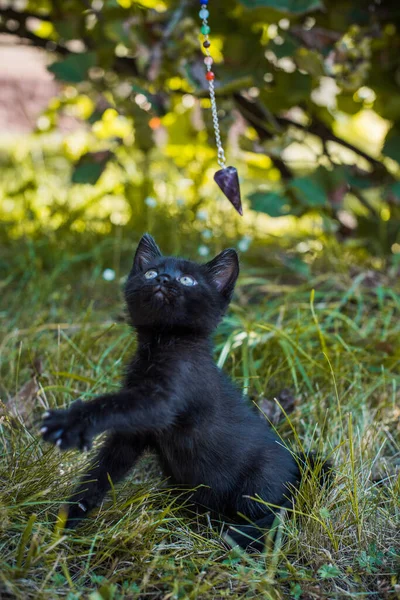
xmin=144 ymin=269 xmax=158 ymax=280
xmin=179 ymin=275 xmax=197 ymax=287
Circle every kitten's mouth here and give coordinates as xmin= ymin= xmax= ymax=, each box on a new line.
xmin=152 ymin=285 xmax=171 ymax=304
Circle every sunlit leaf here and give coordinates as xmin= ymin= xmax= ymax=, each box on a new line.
xmin=104 ymin=20 xmax=132 ymax=45
xmin=336 ymin=94 xmax=362 ymax=115
xmin=294 ymin=48 xmax=324 ymax=77
xmin=32 ymin=20 xmax=54 ymax=39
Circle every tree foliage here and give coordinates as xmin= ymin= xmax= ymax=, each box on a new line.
xmin=1 ymin=0 xmax=400 ymax=253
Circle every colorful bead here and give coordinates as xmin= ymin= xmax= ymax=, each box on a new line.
xmin=203 ymin=40 xmax=210 ymax=48
xmin=201 ymin=24 xmax=210 ymax=35
xmin=200 ymin=0 xmax=208 ymax=4
xmin=204 ymin=56 xmax=213 ymax=66
xmin=206 ymin=71 xmax=215 ymax=81
xmin=199 ymin=8 xmax=209 ymax=19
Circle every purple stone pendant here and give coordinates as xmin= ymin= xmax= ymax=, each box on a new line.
xmin=214 ymin=166 xmax=243 ymax=216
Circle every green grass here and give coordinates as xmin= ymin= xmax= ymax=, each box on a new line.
xmin=0 ymin=142 xmax=399 ymax=599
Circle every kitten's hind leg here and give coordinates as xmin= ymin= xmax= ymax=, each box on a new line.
xmin=64 ymin=432 xmax=147 ymax=529
xmin=224 ymin=513 xmax=282 ymax=553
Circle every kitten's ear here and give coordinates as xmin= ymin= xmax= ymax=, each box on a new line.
xmin=133 ymin=233 xmax=162 ymax=271
xmin=204 ymin=249 xmax=239 ymax=299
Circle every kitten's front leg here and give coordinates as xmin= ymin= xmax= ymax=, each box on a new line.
xmin=65 ymin=431 xmax=148 ymax=528
xmin=41 ymin=389 xmax=176 ymax=451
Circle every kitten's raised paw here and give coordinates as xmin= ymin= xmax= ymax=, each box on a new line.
xmin=40 ymin=400 xmax=93 ymax=451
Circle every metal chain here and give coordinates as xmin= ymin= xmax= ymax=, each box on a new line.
xmin=200 ymin=4 xmax=226 ymax=169
xmin=208 ymin=80 xmax=226 ymax=168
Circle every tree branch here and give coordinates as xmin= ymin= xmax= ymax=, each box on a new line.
xmin=233 ymin=93 xmax=393 ymax=182
xmin=233 ymin=93 xmax=293 ymax=180
xmin=350 ymin=186 xmax=380 ymax=218
xmin=276 ymin=115 xmax=386 ymax=172
xmin=0 ymin=28 xmax=70 ymax=56
xmin=0 ymin=8 xmax=51 ymax=22
xmin=0 ymin=9 xmax=139 ymax=76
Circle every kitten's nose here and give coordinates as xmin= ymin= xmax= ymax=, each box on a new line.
xmin=156 ymin=273 xmax=171 ymax=285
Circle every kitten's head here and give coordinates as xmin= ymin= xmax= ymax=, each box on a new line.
xmin=125 ymin=233 xmax=239 ymax=334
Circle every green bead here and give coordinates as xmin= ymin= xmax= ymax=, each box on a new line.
xmin=201 ymin=24 xmax=210 ymax=35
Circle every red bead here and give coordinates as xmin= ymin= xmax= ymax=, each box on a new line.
xmin=206 ymin=71 xmax=215 ymax=81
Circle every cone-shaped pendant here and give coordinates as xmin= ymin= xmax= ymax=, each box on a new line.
xmin=214 ymin=166 xmax=242 ymax=216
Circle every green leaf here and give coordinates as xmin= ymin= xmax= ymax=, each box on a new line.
xmin=131 ymin=85 xmax=165 ymax=117
xmin=265 ymin=33 xmax=299 ymax=60
xmin=284 ymin=256 xmax=311 ymax=278
xmin=295 ymin=48 xmax=324 ymax=77
xmin=336 ymin=93 xmax=362 ymax=115
xmin=356 ymin=543 xmax=385 ymax=574
xmin=104 ymin=20 xmax=131 ymax=45
xmin=356 ymin=550 xmax=380 ymax=574
xmin=382 ymin=129 xmax=400 ymax=164
xmin=248 ymin=191 xmax=291 ymax=217
xmin=290 ymin=583 xmax=303 ymax=600
xmin=311 ymin=166 xmax=348 ymax=207
xmin=317 ymin=564 xmax=341 ymax=579
xmin=88 ymin=594 xmax=104 ymax=600
xmin=319 ymin=507 xmax=331 ymax=520
xmin=289 ymin=177 xmax=327 ymax=207
xmin=72 ymin=163 xmax=104 ymax=185
xmin=261 ymin=71 xmax=312 ymax=112
xmin=387 ymin=181 xmax=400 ymax=204
xmin=54 ymin=20 xmax=81 ymax=41
xmin=346 ymin=170 xmax=374 ymax=190
xmin=216 ymin=76 xmax=255 ymax=95
xmin=72 ymin=151 xmax=111 ymax=185
xmin=48 ymin=52 xmax=97 ymax=83
xmin=237 ymin=0 xmax=322 ymax=13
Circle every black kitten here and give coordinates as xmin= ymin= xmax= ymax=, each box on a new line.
xmin=41 ymin=234 xmax=326 ymax=551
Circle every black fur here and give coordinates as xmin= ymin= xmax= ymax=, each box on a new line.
xmin=41 ymin=234 xmax=328 ymax=551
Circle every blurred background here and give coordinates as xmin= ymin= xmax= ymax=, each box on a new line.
xmin=1 ymin=0 xmax=400 ymax=270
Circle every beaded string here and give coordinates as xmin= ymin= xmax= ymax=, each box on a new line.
xmin=199 ymin=1 xmax=226 ymax=169
xmin=197 ymin=0 xmax=242 ymax=215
